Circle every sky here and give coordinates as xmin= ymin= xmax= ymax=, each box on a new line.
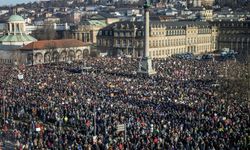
xmin=0 ymin=0 xmax=36 ymax=6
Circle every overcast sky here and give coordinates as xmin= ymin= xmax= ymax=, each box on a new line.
xmin=0 ymin=0 xmax=36 ymax=6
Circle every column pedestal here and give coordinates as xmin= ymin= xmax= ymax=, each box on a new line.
xmin=137 ymin=1 xmax=156 ymax=76
xmin=138 ymin=57 xmax=156 ymax=75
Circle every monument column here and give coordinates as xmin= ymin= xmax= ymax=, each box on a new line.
xmin=144 ymin=4 xmax=150 ymax=57
xmin=137 ymin=0 xmax=156 ymax=75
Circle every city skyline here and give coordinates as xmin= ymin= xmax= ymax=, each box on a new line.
xmin=0 ymin=0 xmax=37 ymax=6
xmin=0 ymin=0 xmax=249 ymax=149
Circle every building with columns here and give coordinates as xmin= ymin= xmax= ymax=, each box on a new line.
xmin=97 ymin=21 xmax=218 ymax=58
xmin=0 ymin=15 xmax=37 ymax=46
xmin=19 ymin=39 xmax=90 ymax=65
xmin=71 ymin=20 xmax=107 ymax=44
xmin=212 ymin=21 xmax=250 ymax=55
xmin=0 ymin=15 xmax=37 ymax=64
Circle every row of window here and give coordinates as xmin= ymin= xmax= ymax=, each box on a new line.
xmin=98 ymin=37 xmax=214 ymax=48
xmin=197 ymin=45 xmax=211 ymax=52
xmin=75 ymin=33 xmax=90 ymax=42
xmin=221 ymin=30 xmax=248 ymax=34
xmin=150 ymin=38 xmax=186 ymax=47
xmin=219 ymin=37 xmax=250 ymax=41
xmin=149 ymin=45 xmax=212 ymax=58
xmin=99 ymin=30 xmax=113 ymax=36
xmin=98 ymin=39 xmax=145 ymax=48
xmin=187 ymin=37 xmax=211 ymax=44
xmin=217 ymin=23 xmax=249 ymax=28
xmin=198 ymin=29 xmax=211 ymax=34
xmin=0 ymin=59 xmax=13 ymax=64
xmin=149 ymin=47 xmax=191 ymax=57
xmin=103 ymin=28 xmax=213 ymax=37
xmin=165 ymin=30 xmax=186 ymax=36
xmin=114 ymin=31 xmax=143 ymax=37
xmin=115 ymin=40 xmax=144 ymax=48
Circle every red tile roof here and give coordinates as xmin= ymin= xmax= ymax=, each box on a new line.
xmin=20 ymin=39 xmax=86 ymax=50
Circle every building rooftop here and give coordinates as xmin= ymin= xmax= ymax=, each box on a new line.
xmin=100 ymin=20 xmax=211 ymax=31
xmin=90 ymin=12 xmax=117 ymax=20
xmin=20 ymin=39 xmax=87 ymax=50
xmin=0 ymin=34 xmax=36 ymax=43
xmin=8 ymin=15 xmax=25 ymax=22
xmin=81 ymin=20 xmax=107 ymax=26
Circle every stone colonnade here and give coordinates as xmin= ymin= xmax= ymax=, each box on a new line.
xmin=31 ymin=47 xmax=90 ymax=65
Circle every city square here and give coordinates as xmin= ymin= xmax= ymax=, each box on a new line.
xmin=0 ymin=0 xmax=250 ymax=149
xmin=0 ymin=56 xmax=249 ymax=149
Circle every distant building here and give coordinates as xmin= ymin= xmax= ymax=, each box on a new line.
xmin=15 ymin=7 xmax=25 ymax=13
xmin=71 ymin=20 xmax=107 ymax=44
xmin=0 ymin=15 xmax=37 ymax=64
xmin=193 ymin=0 xmax=202 ymax=7
xmin=44 ymin=17 xmax=60 ymax=23
xmin=202 ymin=0 xmax=215 ymax=7
xmin=164 ymin=7 xmax=178 ymax=16
xmin=67 ymin=12 xmax=82 ymax=24
xmin=0 ymin=10 xmax=9 ymax=16
xmin=200 ymin=9 xmax=213 ymax=21
xmin=188 ymin=0 xmax=202 ymax=8
xmin=97 ymin=21 xmax=218 ymax=58
xmin=212 ymin=21 xmax=250 ymax=54
xmin=188 ymin=0 xmax=214 ymax=8
xmin=90 ymin=12 xmax=120 ymax=25
xmin=19 ymin=39 xmax=90 ymax=65
xmin=0 ymin=15 xmax=37 ymax=46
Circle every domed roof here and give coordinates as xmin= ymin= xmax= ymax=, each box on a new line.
xmin=8 ymin=15 xmax=25 ymax=22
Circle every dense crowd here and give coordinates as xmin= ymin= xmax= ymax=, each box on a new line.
xmin=0 ymin=57 xmax=249 ymax=150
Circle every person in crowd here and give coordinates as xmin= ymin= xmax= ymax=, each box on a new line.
xmin=0 ymin=56 xmax=249 ymax=150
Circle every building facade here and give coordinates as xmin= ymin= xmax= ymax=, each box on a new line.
xmin=71 ymin=20 xmax=107 ymax=44
xmin=194 ymin=0 xmax=202 ymax=7
xmin=187 ymin=0 xmax=202 ymax=8
xmin=201 ymin=0 xmax=215 ymax=7
xmin=200 ymin=9 xmax=213 ymax=21
xmin=97 ymin=21 xmax=218 ymax=58
xmin=19 ymin=39 xmax=90 ymax=65
xmin=212 ymin=21 xmax=250 ymax=54
xmin=0 ymin=15 xmax=37 ymax=64
xmin=0 ymin=15 xmax=37 ymax=46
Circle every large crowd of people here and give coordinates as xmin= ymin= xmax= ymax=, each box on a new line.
xmin=0 ymin=57 xmax=249 ymax=150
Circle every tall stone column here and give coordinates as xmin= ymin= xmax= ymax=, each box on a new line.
xmin=14 ymin=23 xmax=16 ymax=35
xmin=144 ymin=6 xmax=150 ymax=57
xmin=137 ymin=0 xmax=156 ymax=75
xmin=9 ymin=23 xmax=12 ymax=34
